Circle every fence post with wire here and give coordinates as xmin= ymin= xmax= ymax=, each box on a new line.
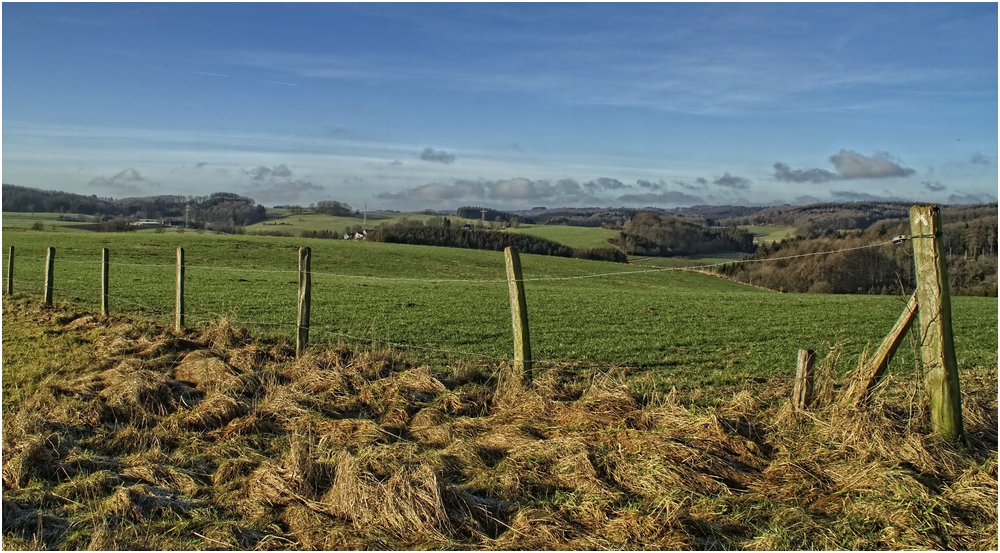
xmin=43 ymin=247 xmax=55 ymax=306
xmin=504 ymin=246 xmax=532 ymax=382
xmin=6 ymin=246 xmax=14 ymax=296
xmin=297 ymin=246 xmax=312 ymax=358
xmin=175 ymin=247 xmax=185 ymax=332
xmin=910 ymin=204 xmax=963 ymax=441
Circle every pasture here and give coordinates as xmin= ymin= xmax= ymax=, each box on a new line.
xmin=3 ymin=226 xmax=997 ymax=550
xmin=738 ymin=225 xmax=797 ymax=243
xmin=3 ymin=227 xmax=996 ymax=394
xmin=247 ymin=211 xmax=483 ymax=236
xmin=502 ymin=223 xmax=619 ymax=250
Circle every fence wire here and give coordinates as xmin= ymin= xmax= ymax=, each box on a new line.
xmin=3 ymin=238 xmax=908 ymax=372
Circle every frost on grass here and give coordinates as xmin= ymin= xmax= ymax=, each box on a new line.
xmin=2 ymin=300 xmax=997 ymax=550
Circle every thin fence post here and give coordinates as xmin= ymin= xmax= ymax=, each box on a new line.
xmin=910 ymin=204 xmax=964 ymax=440
xmin=792 ymin=349 xmax=815 ymax=409
xmin=101 ymin=248 xmax=110 ymax=317
xmin=175 ymin=247 xmax=185 ymax=332
xmin=6 ymin=246 xmax=13 ymax=295
xmin=847 ymin=292 xmax=918 ymax=406
xmin=296 ymin=247 xmax=311 ymax=358
xmin=44 ymin=247 xmax=55 ymax=306
xmin=504 ymin=246 xmax=532 ymax=382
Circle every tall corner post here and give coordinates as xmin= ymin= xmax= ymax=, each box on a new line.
xmin=504 ymin=246 xmax=532 ymax=382
xmin=910 ymin=204 xmax=963 ymax=440
xmin=296 ymin=247 xmax=311 ymax=358
xmin=175 ymin=247 xmax=185 ymax=332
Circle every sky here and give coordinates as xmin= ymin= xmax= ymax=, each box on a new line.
xmin=3 ymin=2 xmax=997 ymax=211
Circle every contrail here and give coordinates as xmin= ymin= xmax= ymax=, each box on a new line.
xmin=190 ymin=70 xmax=299 ymax=87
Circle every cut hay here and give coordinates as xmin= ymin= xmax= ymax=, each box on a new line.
xmin=173 ymin=350 xmax=242 ymax=393
xmin=3 ymin=299 xmax=997 ymax=550
xmin=318 ymin=450 xmax=452 ymax=544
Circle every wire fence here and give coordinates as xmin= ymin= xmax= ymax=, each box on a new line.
xmin=3 ymin=239 xmax=911 ymax=376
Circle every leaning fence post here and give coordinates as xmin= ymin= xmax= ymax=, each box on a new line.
xmin=175 ymin=247 xmax=185 ymax=332
xmin=847 ymin=292 xmax=918 ymax=406
xmin=101 ymin=248 xmax=110 ymax=317
xmin=910 ymin=204 xmax=964 ymax=440
xmin=792 ymin=349 xmax=815 ymax=409
xmin=6 ymin=246 xmax=13 ymax=295
xmin=504 ymin=247 xmax=532 ymax=382
xmin=43 ymin=247 xmax=55 ymax=306
xmin=296 ymin=247 xmax=311 ymax=357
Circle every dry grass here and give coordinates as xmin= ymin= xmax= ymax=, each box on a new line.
xmin=2 ymin=298 xmax=997 ymax=550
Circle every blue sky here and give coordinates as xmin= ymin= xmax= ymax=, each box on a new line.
xmin=3 ymin=3 xmax=997 ymax=210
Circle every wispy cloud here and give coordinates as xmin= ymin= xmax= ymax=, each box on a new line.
xmin=774 ymin=150 xmax=915 ymax=183
xmin=420 ymin=147 xmax=456 ymax=164
xmin=88 ymin=167 xmax=147 ymax=197
xmin=190 ymin=70 xmax=298 ymax=87
xmin=241 ymin=163 xmax=323 ymax=204
xmin=713 ymin=173 xmax=751 ymax=189
xmin=968 ymin=152 xmax=993 ymax=166
xmin=376 ymin=181 xmax=484 ymax=202
xmin=637 ymin=179 xmax=665 ymax=191
xmin=923 ymin=180 xmax=946 ymax=192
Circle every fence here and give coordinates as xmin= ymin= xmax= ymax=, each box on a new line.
xmin=2 ymin=205 xmax=965 ymax=439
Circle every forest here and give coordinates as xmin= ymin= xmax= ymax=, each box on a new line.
xmin=609 ymin=212 xmax=757 ymax=256
xmin=717 ymin=214 xmax=998 ymax=296
xmin=368 ymin=221 xmax=627 ymax=262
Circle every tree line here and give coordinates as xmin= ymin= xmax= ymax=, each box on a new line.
xmin=716 ymin=215 xmax=997 ymax=296
xmin=367 ymin=221 xmax=627 ymax=263
xmin=609 ymin=212 xmax=757 ymax=257
xmin=3 ymin=185 xmax=266 ymax=231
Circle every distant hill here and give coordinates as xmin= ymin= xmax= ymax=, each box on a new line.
xmin=2 ymin=184 xmax=266 ymax=231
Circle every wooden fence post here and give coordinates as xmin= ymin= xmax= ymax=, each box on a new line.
xmin=910 ymin=204 xmax=964 ymax=440
xmin=43 ymin=247 xmax=55 ymax=306
xmin=504 ymin=247 xmax=532 ymax=382
xmin=175 ymin=247 xmax=185 ymax=332
xmin=101 ymin=248 xmax=110 ymax=317
xmin=296 ymin=247 xmax=311 ymax=358
xmin=792 ymin=349 xmax=815 ymax=409
xmin=846 ymin=292 xmax=918 ymax=406
xmin=6 ymin=246 xmax=13 ymax=295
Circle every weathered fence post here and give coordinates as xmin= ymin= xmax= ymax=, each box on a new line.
xmin=910 ymin=204 xmax=964 ymax=440
xmin=6 ymin=246 xmax=13 ymax=295
xmin=175 ymin=247 xmax=185 ymax=332
xmin=101 ymin=248 xmax=110 ymax=317
xmin=792 ymin=349 xmax=815 ymax=409
xmin=43 ymin=247 xmax=55 ymax=306
xmin=296 ymin=247 xmax=311 ymax=358
xmin=847 ymin=292 xmax=918 ymax=406
xmin=504 ymin=247 xmax=532 ymax=382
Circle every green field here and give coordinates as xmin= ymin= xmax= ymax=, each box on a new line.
xmin=739 ymin=224 xmax=797 ymax=243
xmin=3 ymin=228 xmax=996 ymax=390
xmin=503 ymin=224 xmax=619 ymax=250
xmin=1 ymin=212 xmax=97 ymax=231
xmin=248 ymin=211 xmax=483 ymax=235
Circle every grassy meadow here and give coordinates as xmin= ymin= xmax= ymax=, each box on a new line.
xmin=3 ymin=226 xmax=996 ymax=394
xmin=248 ymin=211 xmax=483 ymax=236
xmin=739 ymin=225 xmax=797 ymax=243
xmin=3 ymin=225 xmax=997 ymax=550
xmin=502 ymin=223 xmax=619 ymax=250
